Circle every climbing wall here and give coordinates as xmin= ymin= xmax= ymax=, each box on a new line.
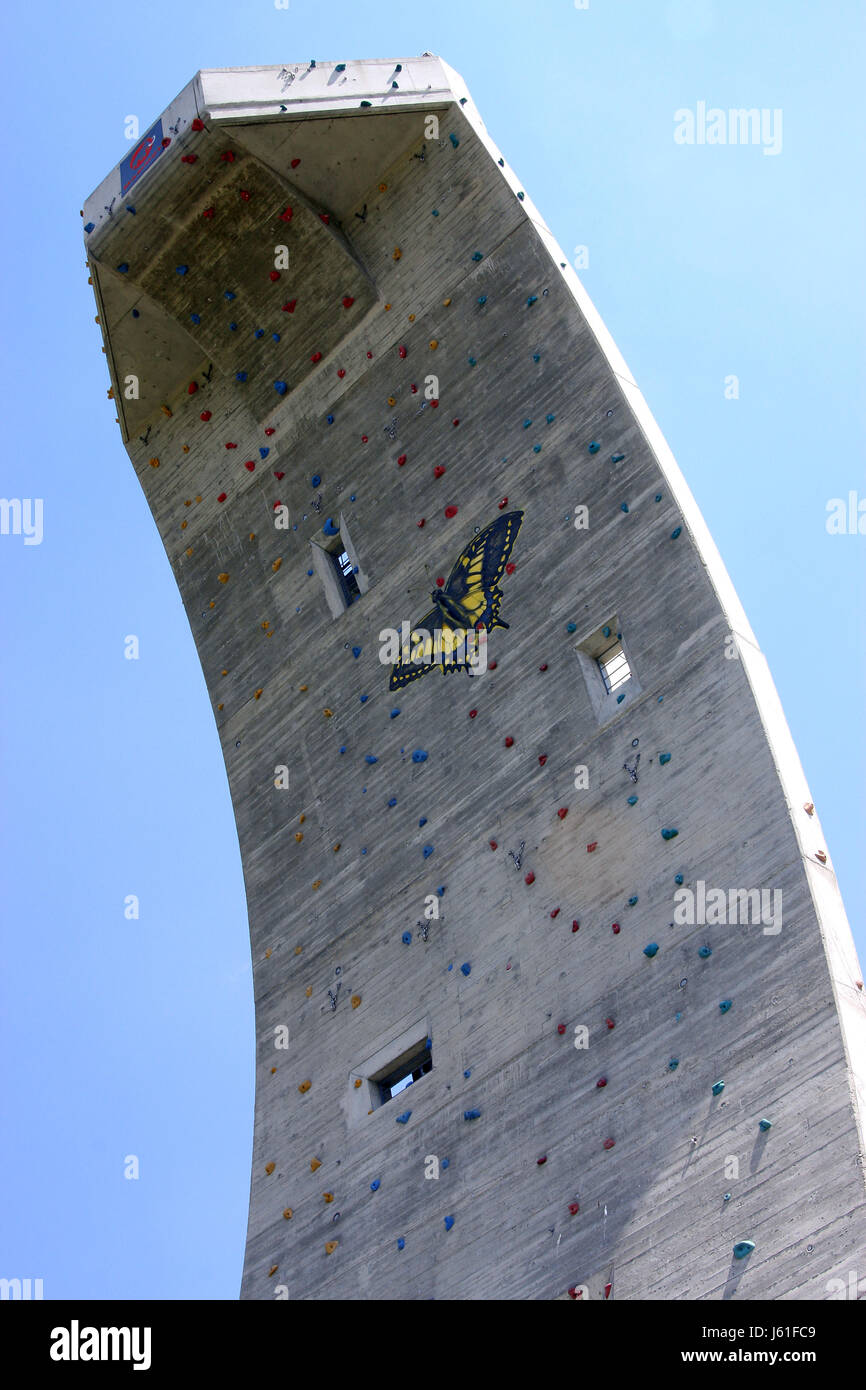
xmin=84 ymin=56 xmax=866 ymax=1301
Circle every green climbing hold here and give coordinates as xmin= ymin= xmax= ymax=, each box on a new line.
xmin=733 ymin=1241 xmax=755 ymax=1259
xmin=566 ymin=623 xmax=576 ymax=634
xmin=758 ymin=1118 xmax=773 ymax=1131
xmin=719 ymin=999 xmax=733 ymax=1014
xmin=627 ymin=795 xmax=638 ymax=806
xmin=644 ymin=942 xmax=659 ymax=958
xmin=659 ymin=753 xmax=671 ymax=765
xmin=671 ymin=527 xmax=682 ymax=539
xmin=712 ymin=1080 xmax=725 ymax=1096
xmin=661 ymin=828 xmax=679 ymax=840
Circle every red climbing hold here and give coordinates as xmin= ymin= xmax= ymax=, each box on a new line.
xmin=612 ymin=923 xmax=620 ymax=935
xmin=606 ymin=1018 xmax=615 ymax=1030
xmin=319 ymin=213 xmax=330 ymax=224
xmin=488 ymin=841 xmax=498 ymax=853
xmin=200 ymin=411 xmax=212 ymax=421
xmin=274 ymin=471 xmax=285 ymax=480
xmin=397 ymin=455 xmax=407 ymax=467
xmin=444 ymin=506 xmax=458 ymax=519
xmin=586 ymin=842 xmax=597 ymax=853
xmin=603 ymin=1138 xmax=615 ymax=1151
xmin=604 ymin=1284 xmax=612 ymax=1300
xmin=498 ymin=497 xmax=508 ymax=509
xmin=181 ymin=154 xmax=197 ymax=164
xmin=202 ymin=207 xmax=215 ymax=219
xmin=430 ymin=399 xmax=439 ymax=408
xmin=337 ymin=369 xmax=346 ymax=379
xmin=557 ymin=808 xmax=568 ymax=820
xmin=311 ymin=351 xmax=323 ymax=363
xmin=557 ymin=1024 xmax=567 ymax=1036
xmin=361 ymin=435 xmax=368 ymax=444
xmin=217 ymin=492 xmax=227 ymax=503
xmin=366 ymin=351 xmax=373 ymax=359
xmin=539 ymin=663 xmax=548 ymax=671
xmin=226 ymin=442 xmax=238 ymax=450
xmin=568 ymin=1286 xmax=582 ymax=1300
xmin=488 ymin=661 xmax=497 ymax=670
xmin=469 ymin=709 xmax=478 ymax=719
xmin=273 ymin=501 xmax=282 ymax=510
xmin=435 ymin=577 xmax=445 ymax=588
xmin=398 ymin=345 xmax=407 ymax=359
xmin=596 ymin=1078 xmax=607 ymax=1089
xmin=504 ymin=736 xmax=514 ymax=747
xmin=280 ymin=207 xmax=293 ymax=222
xmin=240 ymin=189 xmax=251 ymax=201
xmin=434 ymin=465 xmax=446 ymax=478
xmin=188 ymin=382 xmax=198 ymax=395
xmin=525 ymin=872 xmax=535 ymax=885
xmin=505 ymin=562 xmax=516 ymax=575
xmin=269 ymin=270 xmax=281 ymax=282
xmin=452 ymin=418 xmax=460 ymax=427
xmin=161 ymin=137 xmax=171 ymax=148
xmin=417 ymin=519 xmax=426 ymax=528
xmin=568 ymin=1203 xmax=580 ymax=1216
xmin=572 ymin=921 xmax=580 ymax=933
xmin=244 ymin=461 xmax=255 ymax=472
xmin=290 ymin=157 xmax=301 ymax=168
xmin=220 ymin=150 xmax=235 ymax=163
xmin=538 ymin=755 xmax=548 ymax=766
xmin=536 ymin=1156 xmax=547 ymax=1166
xmin=342 ymin=297 xmax=355 ymax=309
xmin=410 ymin=383 xmax=418 ymax=393
xmin=264 ymin=427 xmax=275 ymax=436
xmin=191 ymin=118 xmax=204 ymax=131
xmin=550 ymin=908 xmax=560 ymax=919
xmin=282 ymin=300 xmax=297 ymax=313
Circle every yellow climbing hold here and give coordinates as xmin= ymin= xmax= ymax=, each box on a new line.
xmin=270 ymin=1066 xmax=277 ymax=1074
xmin=393 ymin=247 xmax=402 ymax=260
xmin=351 ymin=994 xmax=361 ymax=1009
xmin=283 ymin=1208 xmax=293 ymax=1220
xmin=298 ymin=1080 xmax=311 ymax=1094
xmin=305 ymin=986 xmax=312 ymax=997
xmin=429 ymin=339 xmax=438 ymax=350
xmin=261 ymin=621 xmax=270 ymax=630
xmin=312 ymin=880 xmax=322 ymax=891
xmin=443 ymin=298 xmax=452 ymax=307
xmin=353 ymin=1079 xmax=362 ymax=1088
xmin=384 ymin=303 xmax=391 ymax=310
xmin=217 ymin=702 xmax=224 ymax=711
xmin=209 ymin=600 xmax=215 ymax=609
xmin=268 ymin=1264 xmax=278 ymax=1277
xmin=149 ymin=457 xmax=160 ymax=468
xmin=265 ymin=948 xmax=272 ymax=959
xmin=388 ymin=396 xmax=396 ymax=407
xmin=218 ymin=573 xmax=230 ymax=584
xmin=186 ymin=548 xmax=193 ymax=558
xmin=195 ymin=495 xmax=202 ymax=503
xmin=332 ymin=842 xmax=341 ymax=852
xmin=182 ymin=445 xmax=190 ymax=454
xmin=254 ymin=688 xmax=263 ymax=699
xmin=265 ymin=1162 xmax=275 ymax=1175
xmin=408 ymin=313 xmax=416 ymax=322
xmin=295 ymin=832 xmax=303 ymax=842
xmin=295 ymin=945 xmax=303 ymax=956
xmin=181 ymin=521 xmax=188 ymax=529
xmin=323 ymin=708 xmax=333 ymax=717
xmin=299 ymin=814 xmax=306 ymax=824
xmin=299 ymin=684 xmax=308 ymax=692
xmin=310 ymin=1157 xmax=322 ymax=1172
xmin=221 ymin=669 xmax=228 ymax=676
xmin=325 ymin=1241 xmax=338 ymax=1255
xmin=323 ymin=1192 xmax=334 ymax=1203
xmin=184 ymin=499 xmax=192 ymax=507
xmin=272 ymin=558 xmax=282 ymax=572
xmin=161 ymin=405 xmax=172 ymax=417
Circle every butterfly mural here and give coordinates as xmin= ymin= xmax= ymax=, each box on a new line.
xmin=388 ymin=510 xmax=524 ymax=690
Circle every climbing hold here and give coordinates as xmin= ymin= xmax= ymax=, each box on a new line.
xmin=603 ymin=1138 xmax=615 ymax=1150
xmin=396 ymin=1111 xmax=411 ymax=1124
xmin=504 ymin=736 xmax=514 ymax=748
xmin=464 ymin=1109 xmax=481 ymax=1121
xmin=444 ymin=506 xmax=458 ymax=519
xmin=698 ymin=946 xmax=712 ymax=959
xmin=557 ymin=1024 xmax=567 ymax=1036
xmin=572 ymin=921 xmax=580 ymax=933
xmin=627 ymin=796 xmax=638 ymax=806
xmin=353 ymin=647 xmax=362 ymax=658
xmin=611 ymin=453 xmax=625 ymax=465
xmin=628 ymin=895 xmax=638 ymax=906
xmin=674 ymin=874 xmax=684 ymax=885
xmin=351 ymin=995 xmax=361 ymax=1010
xmin=568 ymin=1202 xmax=580 ymax=1216
xmin=423 ymin=845 xmax=434 ymax=859
xmin=596 ymin=1077 xmax=608 ymax=1089
xmin=759 ymin=1118 xmax=773 ymax=1131
xmin=668 ymin=1059 xmax=679 ymax=1071
xmin=536 ymin=1156 xmax=547 ymax=1165
xmin=524 ymin=872 xmax=535 ymax=885
xmin=282 ymin=300 xmax=297 ymax=313
xmin=557 ymin=808 xmax=568 ymax=820
xmin=643 ymin=943 xmax=659 ymax=958
xmin=588 ymin=441 xmax=600 ymax=454
xmin=444 ymin=1215 xmax=455 ymax=1232
xmin=323 ymin=1192 xmax=334 ymax=1203
xmin=620 ymin=503 xmax=629 ymax=513
xmin=661 ymin=828 xmax=679 ymax=840
xmin=659 ymin=753 xmax=672 ymax=765
xmin=587 ymin=842 xmax=598 ymax=853
xmin=324 ymin=518 xmax=339 ymax=536
xmin=325 ymin=1241 xmax=338 ymax=1255
xmin=397 ymin=1238 xmax=405 ymax=1250
xmin=712 ymin=1080 xmax=725 ymax=1096
xmin=460 ymin=963 xmax=471 ymax=977
xmin=550 ymin=908 xmax=560 ymax=919
xmin=310 ymin=1158 xmax=322 ymax=1172
xmin=217 ymin=492 xmax=227 ymax=503
xmin=264 ymin=1162 xmax=275 ymax=1175
xmin=526 ymin=295 xmax=537 ymax=307
xmin=489 ymin=840 xmax=497 ymax=850
xmin=274 ymin=381 xmax=287 ymax=395
xmin=370 ymin=1179 xmax=381 ymax=1192
xmin=671 ymin=527 xmax=682 ymax=540
xmin=612 ymin=923 xmax=621 ymax=935
xmin=733 ymin=1241 xmax=755 ymax=1260
xmin=566 ymin=623 xmax=576 ymax=634
xmin=719 ymin=999 xmax=733 ymax=1013
xmin=434 ymin=464 xmax=446 ymax=478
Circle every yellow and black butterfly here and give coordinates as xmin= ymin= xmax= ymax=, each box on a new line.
xmin=389 ymin=510 xmax=524 ymax=690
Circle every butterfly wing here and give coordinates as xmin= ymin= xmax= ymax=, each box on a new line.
xmin=442 ymin=510 xmax=524 ymax=629
xmin=389 ymin=608 xmax=444 ymax=690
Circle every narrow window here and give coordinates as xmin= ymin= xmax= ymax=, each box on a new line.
xmin=331 ymin=544 xmax=361 ymax=607
xmin=573 ymin=615 xmax=641 ymax=722
xmin=598 ymin=640 xmax=631 ymax=694
xmin=376 ymin=1043 xmax=433 ymax=1106
xmin=310 ymin=513 xmax=369 ymax=618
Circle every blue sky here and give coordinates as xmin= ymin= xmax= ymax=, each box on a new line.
xmin=1 ymin=0 xmax=863 ymax=1299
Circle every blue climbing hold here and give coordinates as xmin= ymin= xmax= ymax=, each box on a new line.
xmin=523 ymin=419 xmax=532 ymax=429
xmin=437 ymin=886 xmax=445 ymax=896
xmin=602 ymin=626 xmax=611 ymax=638
xmin=464 ymin=1109 xmax=481 ymax=1121
xmin=661 ymin=828 xmax=679 ymax=840
xmin=224 ymin=290 xmax=235 ymax=300
xmin=441 ymin=1158 xmax=450 ymax=1169
xmin=712 ymin=1080 xmax=725 ymax=1095
xmin=477 ymin=296 xmax=486 ymax=306
xmin=444 ymin=1215 xmax=455 ymax=1230
xmin=611 ymin=453 xmax=625 ymax=464
xmin=306 ymin=568 xmax=314 ymax=576
xmin=418 ymin=817 xmax=427 ymax=827
xmin=733 ymin=1241 xmax=755 ymax=1260
xmin=655 ymin=494 xmax=663 ymax=502
xmin=339 ymin=746 xmax=346 ymax=754
xmin=449 ymin=134 xmax=459 ymax=148
xmin=365 ymin=755 xmax=377 ymax=764
xmin=254 ymin=328 xmax=264 ymax=339
xmin=698 ymin=946 xmax=712 ymax=959
xmin=517 ymin=191 xmax=525 ymax=200
xmin=464 ymin=1069 xmax=471 ymax=1078
xmin=532 ymin=353 xmax=541 ymax=362
xmin=335 ymin=62 xmax=346 ymax=72
xmin=616 ymin=692 xmax=626 ymax=703
xmin=546 ymin=414 xmax=555 ymax=424
xmin=396 ymin=1111 xmax=411 ymax=1124
xmin=423 ymin=845 xmax=434 ymax=859
xmin=259 ymin=447 xmax=269 ymax=459
xmin=326 ymin=414 xmax=334 ymax=425
xmin=388 ymin=798 xmax=397 ymax=808
xmin=659 ymin=753 xmax=672 ymax=765
xmin=229 ymin=323 xmax=237 ymax=331
xmin=723 ymin=1193 xmax=732 ymax=1203
xmin=668 ymin=1059 xmax=679 ymax=1071
xmin=274 ymin=381 xmax=288 ymax=395
xmin=628 ymin=895 xmax=638 ymax=906
xmin=84 ymin=222 xmax=95 ymax=233
xmin=425 ymin=1037 xmax=432 ymax=1050
xmin=272 ymin=333 xmax=280 ymax=342
xmin=671 ymin=527 xmax=682 ymax=540
xmin=460 ymin=963 xmax=471 ymax=977
xmin=644 ymin=943 xmax=659 ymax=958
xmin=627 ymin=795 xmax=638 ymax=806
xmin=588 ymin=441 xmax=600 ymax=454
xmin=674 ymin=874 xmax=684 ymax=885
xmin=370 ymin=1179 xmax=380 ymax=1192
xmin=471 ymin=251 xmax=483 ymax=261
xmin=176 ymin=265 xmax=188 ymax=276
xmin=412 ymin=750 xmax=428 ymax=763
xmin=397 ymin=1237 xmax=405 ymax=1250
xmin=567 ymin=623 xmax=577 ymax=633
xmin=190 ymin=313 xmax=200 ymax=325
xmin=402 ymin=931 xmax=411 ymax=945
xmin=117 ymin=262 xmax=129 ymax=273
xmin=390 ymin=709 xmax=400 ymax=718
xmin=759 ymin=1118 xmax=772 ymax=1131
xmin=352 ymin=646 xmax=362 ymax=658
xmin=621 ymin=503 xmax=629 ymax=513
xmin=527 ymin=295 xmax=537 ymax=306
xmin=719 ymin=999 xmax=733 ymax=1013
xmin=323 ymin=518 xmax=339 ymax=536
xmin=432 ymin=209 xmax=439 ymax=216
xmin=235 ymin=372 xmax=247 ymax=382
xmin=533 ymin=444 xmax=542 ymax=453
xmin=311 ymin=474 xmax=322 ymax=488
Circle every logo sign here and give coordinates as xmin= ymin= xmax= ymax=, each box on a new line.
xmin=120 ymin=119 xmax=166 ymax=194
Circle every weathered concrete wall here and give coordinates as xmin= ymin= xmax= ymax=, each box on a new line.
xmin=85 ymin=56 xmax=866 ymax=1301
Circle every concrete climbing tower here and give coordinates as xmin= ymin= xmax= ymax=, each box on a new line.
xmin=84 ymin=56 xmax=866 ymax=1301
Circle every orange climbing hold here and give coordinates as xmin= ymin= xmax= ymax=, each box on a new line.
xmin=310 ymin=1158 xmax=322 ymax=1172
xmin=298 ymin=1080 xmax=311 ymax=1093
xmin=312 ymin=879 xmax=322 ymax=890
xmin=268 ymin=1265 xmax=278 ymax=1277
xmin=218 ymin=573 xmax=229 ymax=584
xmin=265 ymin=1162 xmax=275 ymax=1175
xmin=305 ymin=986 xmax=313 ymax=997
xmin=149 ymin=457 xmax=159 ymax=469
xmin=353 ymin=1078 xmax=362 ymax=1088
xmin=323 ymin=708 xmax=333 ymax=717
xmin=325 ymin=1241 xmax=338 ymax=1255
xmin=254 ymin=688 xmax=263 ymax=700
xmin=323 ymin=1192 xmax=334 ymax=1203
xmin=351 ymin=995 xmax=361 ymax=1009
xmin=283 ymin=1208 xmax=293 ymax=1220
xmin=393 ymin=248 xmax=402 ymax=260
xmin=295 ymin=833 xmax=303 ymax=842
